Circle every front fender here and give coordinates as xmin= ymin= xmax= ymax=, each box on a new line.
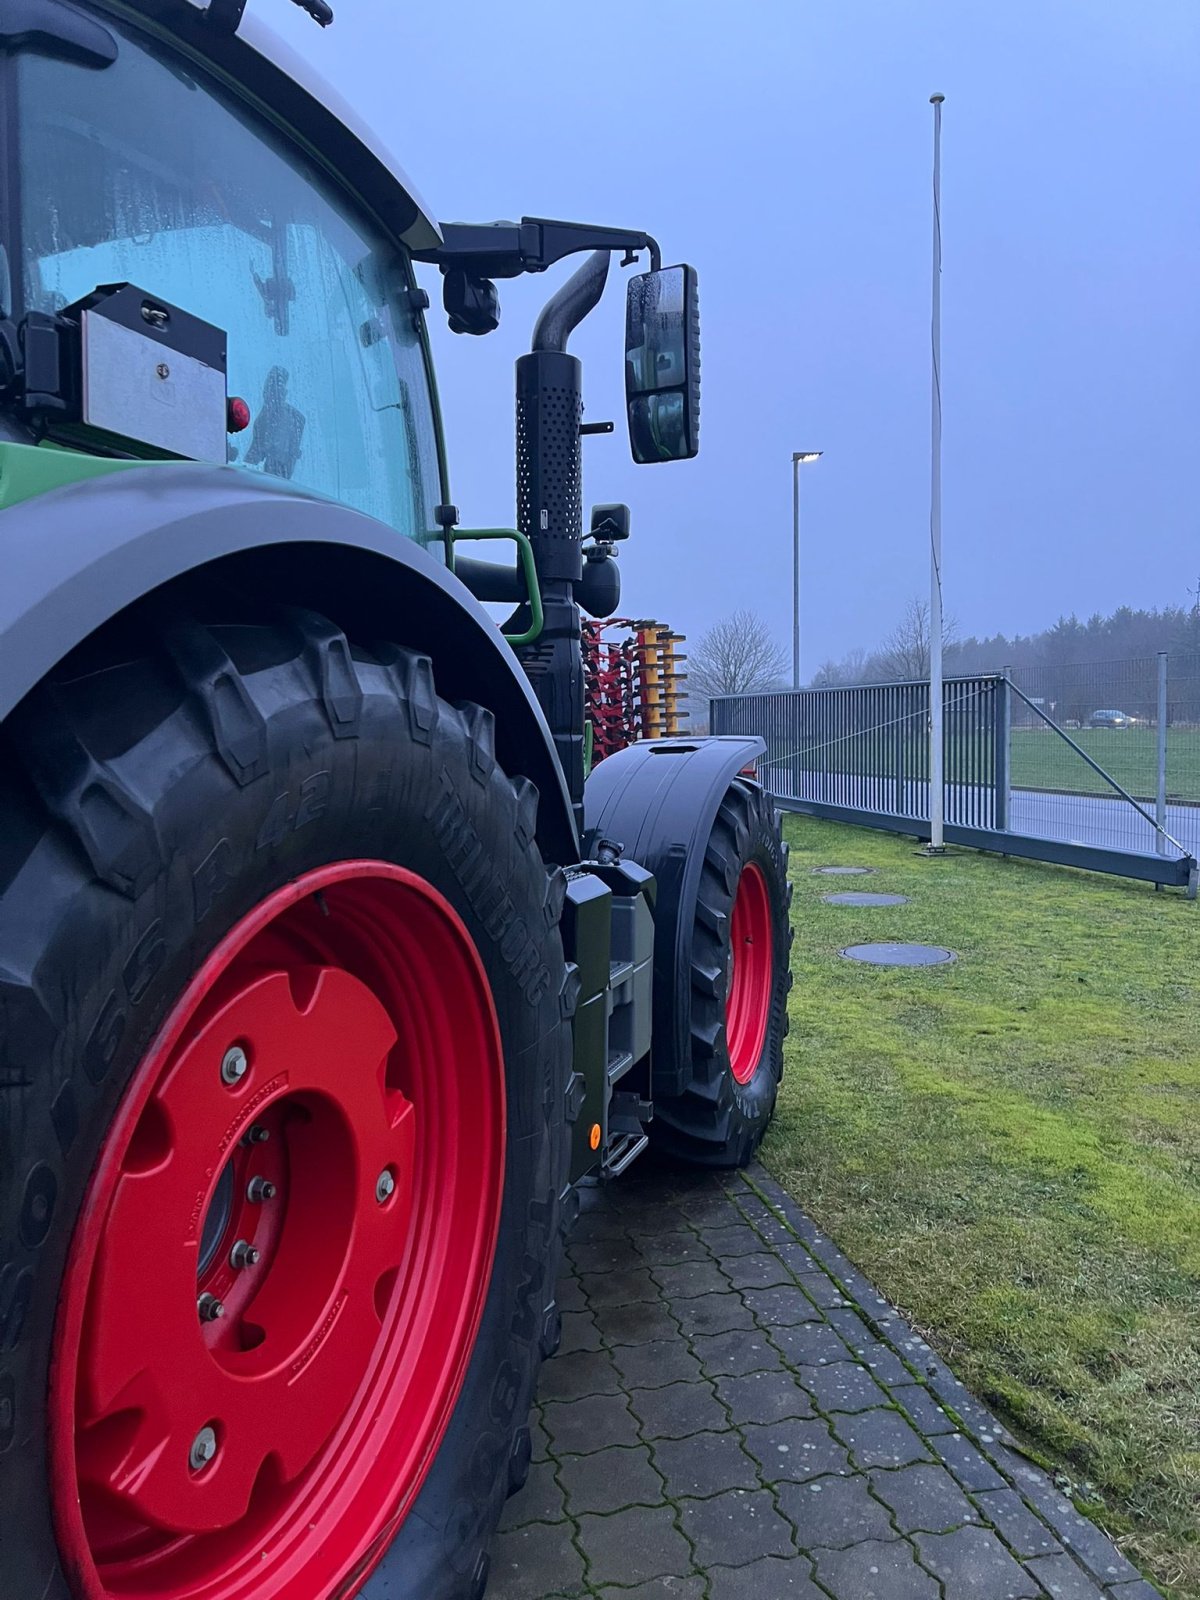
xmin=583 ymin=735 xmax=766 ymax=1097
xmin=0 ymin=463 xmax=579 ymax=863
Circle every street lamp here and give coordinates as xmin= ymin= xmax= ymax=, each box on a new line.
xmin=791 ymin=451 xmax=823 ymax=689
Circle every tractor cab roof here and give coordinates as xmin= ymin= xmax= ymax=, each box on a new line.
xmin=115 ymin=0 xmax=443 ymax=254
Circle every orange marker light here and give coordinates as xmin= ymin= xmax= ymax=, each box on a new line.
xmin=589 ymin=1123 xmax=601 ymax=1151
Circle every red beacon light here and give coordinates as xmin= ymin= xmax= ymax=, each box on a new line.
xmin=227 ymin=396 xmax=251 ymax=433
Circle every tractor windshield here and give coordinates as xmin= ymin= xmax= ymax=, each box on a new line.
xmin=12 ymin=13 xmax=443 ymax=544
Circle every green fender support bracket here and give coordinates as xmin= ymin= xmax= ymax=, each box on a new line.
xmin=449 ymin=527 xmax=544 ymax=647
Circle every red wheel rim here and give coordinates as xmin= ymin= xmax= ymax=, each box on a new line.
xmin=50 ymin=862 xmax=505 ymax=1600
xmin=726 ymin=862 xmax=773 ymax=1085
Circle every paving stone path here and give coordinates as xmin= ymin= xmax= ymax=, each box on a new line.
xmin=487 ymin=1161 xmax=1158 ymax=1600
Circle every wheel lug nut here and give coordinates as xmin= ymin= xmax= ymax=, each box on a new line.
xmin=189 ymin=1425 xmax=218 ymax=1472
xmin=247 ymin=1176 xmax=276 ymax=1203
xmin=242 ymin=1123 xmax=270 ymax=1145
xmin=197 ymin=1293 xmax=225 ymax=1323
xmin=230 ymin=1239 xmax=260 ymax=1270
xmin=220 ymin=1046 xmax=248 ymax=1087
xmin=375 ymin=1168 xmax=396 ymax=1204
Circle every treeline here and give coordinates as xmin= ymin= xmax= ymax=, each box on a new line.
xmin=811 ymin=603 xmax=1200 ymax=688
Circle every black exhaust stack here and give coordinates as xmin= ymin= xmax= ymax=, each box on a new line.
xmin=514 ymin=250 xmax=611 ymax=824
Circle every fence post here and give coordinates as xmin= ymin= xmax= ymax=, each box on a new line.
xmin=1156 ymin=651 xmax=1168 ymax=855
xmin=994 ymin=667 xmax=1012 ymax=832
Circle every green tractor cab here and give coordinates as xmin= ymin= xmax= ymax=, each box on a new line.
xmin=0 ymin=6 xmax=789 ymax=1598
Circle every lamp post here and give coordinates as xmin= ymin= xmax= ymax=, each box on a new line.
xmin=791 ymin=451 xmax=822 ymax=689
xmin=928 ymin=93 xmax=945 ymax=852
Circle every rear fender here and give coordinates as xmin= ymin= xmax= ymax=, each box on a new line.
xmin=583 ymin=736 xmax=766 ymax=1097
xmin=0 ymin=464 xmax=579 ymax=863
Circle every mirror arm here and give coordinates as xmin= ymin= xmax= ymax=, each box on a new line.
xmin=532 ymin=250 xmax=611 ymax=354
xmin=416 ymin=219 xmax=659 ymax=277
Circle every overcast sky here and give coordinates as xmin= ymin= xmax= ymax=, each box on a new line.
xmin=271 ymin=0 xmax=1199 ymax=674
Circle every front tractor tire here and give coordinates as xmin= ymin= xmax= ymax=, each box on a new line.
xmin=651 ymin=779 xmax=792 ymax=1168
xmin=0 ymin=601 xmax=571 ymax=1600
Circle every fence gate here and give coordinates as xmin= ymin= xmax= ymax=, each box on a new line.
xmin=711 ymin=675 xmax=1196 ymax=894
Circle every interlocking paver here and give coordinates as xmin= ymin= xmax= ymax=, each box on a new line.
xmin=537 ymin=1348 xmax=622 ymax=1401
xmin=596 ymin=1580 xmax=705 ymax=1599
xmin=915 ymin=1525 xmax=1043 ymax=1597
xmin=814 ymin=1537 xmax=941 ymax=1599
xmin=869 ymin=1463 xmax=977 ymax=1534
xmin=671 ymin=1290 xmax=754 ymax=1337
xmin=530 ymin=1409 xmax=550 ymax=1462
xmin=489 ymin=1164 xmax=1152 ymax=1600
xmin=569 ymin=1238 xmax=634 ymax=1274
xmin=798 ymin=1359 xmax=888 ymax=1413
xmin=651 ymin=1429 xmax=760 ymax=1498
xmin=610 ymin=1337 xmax=705 ymax=1391
xmin=572 ymin=1207 xmax=628 ymax=1243
xmin=591 ymin=1298 xmax=679 ymax=1346
xmin=776 ymin=1472 xmax=896 ymax=1549
xmin=559 ymin=1308 xmax=603 ymax=1355
xmin=832 ymin=1407 xmax=932 ymax=1469
xmin=796 ymin=1270 xmax=850 ymax=1309
xmin=720 ymin=1251 xmax=795 ymax=1289
xmin=774 ymin=1239 xmax=820 ymax=1275
xmin=893 ymin=1382 xmax=958 ymax=1436
xmin=556 ymin=1275 xmax=587 ymax=1313
xmin=556 ymin=1442 xmax=664 ymax=1516
xmin=652 ymin=1258 xmax=734 ymax=1300
xmin=743 ymin=1283 xmax=821 ymax=1327
xmin=703 ymin=1222 xmax=769 ymax=1258
xmin=487 ymin=1521 xmax=587 ymax=1599
xmin=497 ymin=1458 xmax=566 ymax=1529
xmin=972 ymin=1488 xmax=1062 ymax=1558
xmin=678 ymin=1487 xmax=796 ymax=1567
xmin=933 ymin=1432 xmax=1007 ymax=1493
xmin=542 ymin=1391 xmax=640 ymax=1456
xmin=1024 ymin=1552 xmax=1108 ymax=1598
xmin=693 ymin=1326 xmax=782 ymax=1377
xmin=769 ymin=1319 xmax=851 ymax=1367
xmin=630 ymin=1230 xmax=712 ymax=1268
xmin=824 ymin=1305 xmax=878 ymax=1345
xmin=742 ymin=1415 xmax=852 ymax=1484
xmin=579 ymin=1266 xmax=658 ymax=1307
xmin=576 ymin=1504 xmax=693 ymax=1588
xmin=714 ymin=1367 xmax=813 ymax=1425
xmin=706 ymin=1555 xmax=826 ymax=1597
xmin=855 ymin=1340 xmax=914 ymax=1385
xmin=630 ymin=1377 xmax=728 ymax=1440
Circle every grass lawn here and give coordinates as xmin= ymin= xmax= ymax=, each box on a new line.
xmin=766 ymin=816 xmax=1200 ymax=1597
xmin=1011 ymin=726 xmax=1200 ymax=803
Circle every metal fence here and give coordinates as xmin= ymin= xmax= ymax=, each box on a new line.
xmin=712 ymin=666 xmax=1198 ymax=894
xmin=1008 ymin=654 xmax=1200 ymax=859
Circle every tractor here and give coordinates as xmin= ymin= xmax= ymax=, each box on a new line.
xmin=0 ymin=3 xmax=792 ymax=1597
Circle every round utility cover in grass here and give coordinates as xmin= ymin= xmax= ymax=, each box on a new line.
xmin=811 ymin=866 xmax=877 ymax=876
xmin=823 ymin=893 xmax=910 ymax=907
xmin=840 ymin=942 xmax=956 ymax=967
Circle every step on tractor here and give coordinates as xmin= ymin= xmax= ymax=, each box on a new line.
xmin=0 ymin=3 xmax=793 ymax=1596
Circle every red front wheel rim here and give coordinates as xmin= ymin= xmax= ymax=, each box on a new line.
xmin=50 ymin=861 xmax=506 ymax=1600
xmin=727 ymin=861 xmax=773 ymax=1085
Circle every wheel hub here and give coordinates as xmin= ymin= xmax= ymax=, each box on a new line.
xmin=52 ymin=862 xmax=506 ymax=1600
xmin=727 ymin=861 xmax=773 ymax=1085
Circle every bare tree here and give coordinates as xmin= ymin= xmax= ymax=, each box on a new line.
xmin=688 ymin=609 xmax=788 ymax=706
xmin=879 ymin=597 xmax=958 ymax=680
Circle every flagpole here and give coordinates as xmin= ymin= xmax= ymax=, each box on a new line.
xmin=928 ymin=93 xmax=946 ymax=852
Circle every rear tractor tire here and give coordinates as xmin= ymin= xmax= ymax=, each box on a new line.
xmin=0 ymin=600 xmax=571 ymax=1600
xmin=650 ymin=778 xmax=792 ymax=1168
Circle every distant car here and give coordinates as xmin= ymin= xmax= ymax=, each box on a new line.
xmin=1089 ymin=708 xmax=1137 ymax=729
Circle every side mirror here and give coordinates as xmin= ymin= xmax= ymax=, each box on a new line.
xmin=624 ymin=265 xmax=700 ymax=464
